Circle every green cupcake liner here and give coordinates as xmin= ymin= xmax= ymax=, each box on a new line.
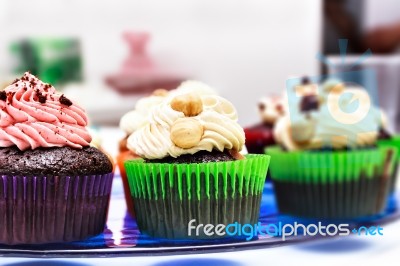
xmin=265 ymin=146 xmax=397 ymax=219
xmin=266 ymin=146 xmax=397 ymax=184
xmin=125 ymin=154 xmax=270 ymax=200
xmin=124 ymin=154 xmax=270 ymax=239
xmin=378 ymin=135 xmax=400 ymax=161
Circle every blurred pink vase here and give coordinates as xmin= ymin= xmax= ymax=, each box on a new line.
xmin=106 ymin=31 xmax=185 ymax=94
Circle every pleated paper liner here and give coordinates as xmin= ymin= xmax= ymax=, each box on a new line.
xmin=0 ymin=173 xmax=114 ymax=245
xmin=124 ymin=154 xmax=270 ymax=239
xmin=266 ymin=146 xmax=398 ymax=219
xmin=378 ymin=136 xmax=400 ymax=194
xmin=117 ymin=151 xmax=139 ymax=217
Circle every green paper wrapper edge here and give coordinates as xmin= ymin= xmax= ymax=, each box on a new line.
xmin=265 ymin=146 xmax=397 ymax=184
xmin=124 ymin=154 xmax=270 ymax=201
xmin=378 ymin=135 xmax=400 ymax=161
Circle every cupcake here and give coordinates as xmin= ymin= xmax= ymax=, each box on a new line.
xmin=124 ymin=84 xmax=270 ymax=239
xmin=0 ymin=72 xmax=114 ymax=245
xmin=267 ymin=81 xmax=397 ymax=219
xmin=323 ymin=79 xmax=400 ymax=195
xmin=118 ymin=81 xmax=218 ymax=216
xmin=244 ymin=76 xmax=317 ymax=154
xmin=244 ymin=95 xmax=285 ymax=154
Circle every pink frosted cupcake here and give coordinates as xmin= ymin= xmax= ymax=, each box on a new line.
xmin=0 ymin=72 xmax=114 ymax=245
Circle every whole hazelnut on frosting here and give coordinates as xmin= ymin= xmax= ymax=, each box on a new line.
xmin=171 ymin=93 xmax=203 ymax=117
xmin=170 ymin=118 xmax=204 ymax=148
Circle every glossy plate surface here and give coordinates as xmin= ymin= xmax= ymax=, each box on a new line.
xmin=0 ymin=176 xmax=398 ymax=258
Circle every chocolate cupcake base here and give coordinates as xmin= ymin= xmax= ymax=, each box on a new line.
xmin=0 ymin=146 xmax=113 ymax=176
xmin=146 ymin=150 xmax=235 ymax=164
xmin=0 ymin=173 xmax=113 ymax=245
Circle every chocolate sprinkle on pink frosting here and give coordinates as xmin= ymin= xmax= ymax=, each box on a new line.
xmin=59 ymin=94 xmax=73 ymax=106
xmin=0 ymin=72 xmax=92 ymax=150
xmin=0 ymin=91 xmax=6 ymax=101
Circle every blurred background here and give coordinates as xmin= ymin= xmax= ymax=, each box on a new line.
xmin=0 ymin=0 xmax=399 ymax=131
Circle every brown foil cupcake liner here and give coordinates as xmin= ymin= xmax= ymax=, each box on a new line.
xmin=0 ymin=173 xmax=114 ymax=245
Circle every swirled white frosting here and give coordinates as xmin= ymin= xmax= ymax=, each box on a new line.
xmin=120 ymin=95 xmax=166 ymax=135
xmin=127 ymin=94 xmax=245 ymax=159
xmin=274 ymin=87 xmax=381 ymax=151
xmin=119 ymin=81 xmax=217 ymax=136
xmin=170 ymin=80 xmax=217 ymax=98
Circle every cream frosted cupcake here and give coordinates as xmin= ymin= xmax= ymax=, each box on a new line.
xmin=267 ymin=82 xmax=397 ymax=219
xmin=323 ymin=79 xmax=400 ymax=194
xmin=243 ymin=77 xmax=314 ymax=155
xmin=118 ymin=81 xmax=218 ymax=216
xmin=124 ymin=83 xmax=270 ymax=239
xmin=119 ymin=81 xmax=217 ymax=152
xmin=244 ymin=95 xmax=286 ymax=154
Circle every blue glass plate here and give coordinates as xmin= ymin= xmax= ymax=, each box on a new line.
xmin=0 ymin=176 xmax=398 ymax=258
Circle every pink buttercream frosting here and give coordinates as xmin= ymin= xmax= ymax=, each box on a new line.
xmin=0 ymin=72 xmax=92 ymax=150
